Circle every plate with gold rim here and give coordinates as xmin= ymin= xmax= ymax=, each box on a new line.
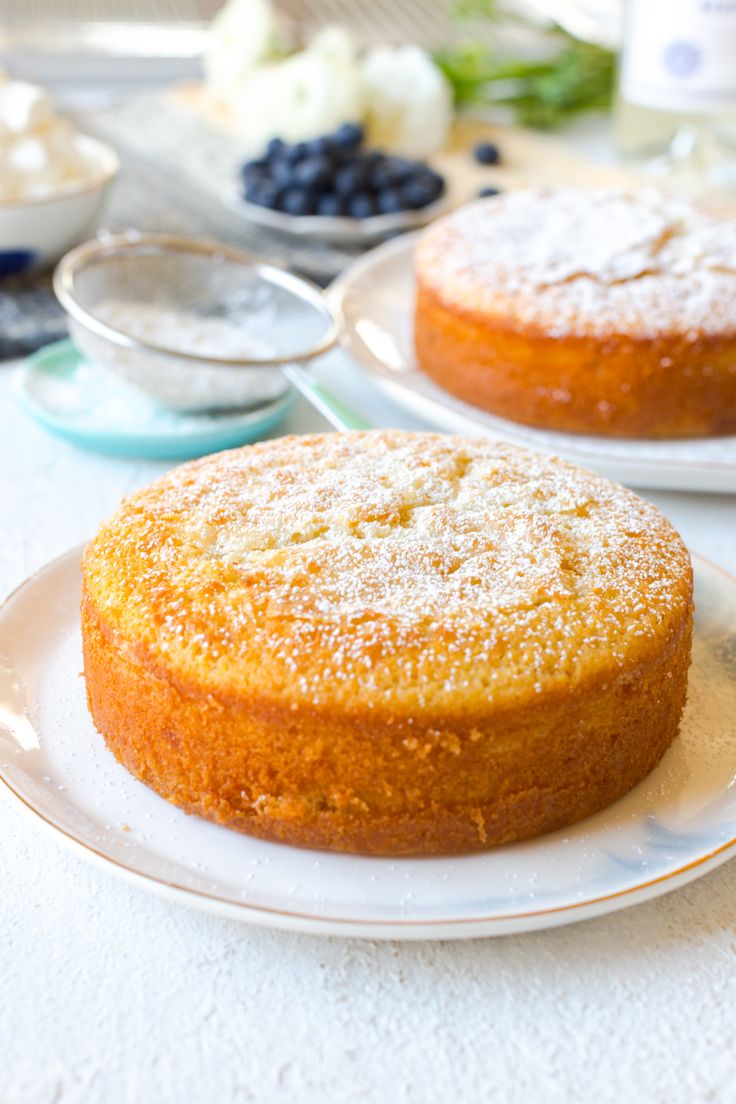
xmin=328 ymin=235 xmax=736 ymax=494
xmin=1 ymin=546 xmax=736 ymax=939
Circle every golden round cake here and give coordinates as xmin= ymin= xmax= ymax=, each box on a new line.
xmin=81 ymin=431 xmax=693 ymax=855
xmin=414 ymin=188 xmax=736 ymax=438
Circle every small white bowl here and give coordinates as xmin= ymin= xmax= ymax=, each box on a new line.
xmin=0 ymin=135 xmax=119 ymax=276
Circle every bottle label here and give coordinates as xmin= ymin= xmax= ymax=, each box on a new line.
xmin=622 ymin=0 xmax=736 ymax=112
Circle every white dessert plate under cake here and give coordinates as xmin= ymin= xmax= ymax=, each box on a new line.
xmin=1 ymin=546 xmax=736 ymax=939
xmin=327 ymin=235 xmax=736 ymax=494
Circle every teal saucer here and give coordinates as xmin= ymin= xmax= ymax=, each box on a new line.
xmin=14 ymin=339 xmax=298 ymax=460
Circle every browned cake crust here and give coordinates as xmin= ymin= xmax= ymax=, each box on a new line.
xmin=81 ymin=432 xmax=694 ymax=855
xmin=414 ymin=189 xmax=736 ymax=439
xmin=415 ymin=283 xmax=736 ymax=438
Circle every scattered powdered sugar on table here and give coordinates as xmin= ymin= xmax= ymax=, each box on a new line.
xmin=416 ymin=188 xmax=736 ymax=339
xmin=84 ymin=431 xmax=692 ymax=708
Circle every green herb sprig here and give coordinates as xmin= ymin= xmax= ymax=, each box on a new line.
xmin=434 ymin=6 xmax=616 ymax=130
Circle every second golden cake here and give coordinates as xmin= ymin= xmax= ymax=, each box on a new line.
xmin=82 ymin=431 xmax=693 ymax=855
xmin=415 ymin=188 xmax=736 ymax=438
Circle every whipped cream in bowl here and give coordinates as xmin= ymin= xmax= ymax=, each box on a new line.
xmin=0 ymin=72 xmax=118 ymax=274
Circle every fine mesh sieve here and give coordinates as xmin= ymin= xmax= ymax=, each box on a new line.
xmin=53 ymin=233 xmax=342 ymax=414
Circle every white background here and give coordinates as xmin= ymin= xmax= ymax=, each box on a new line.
xmin=1 ymin=345 xmax=735 ymax=1103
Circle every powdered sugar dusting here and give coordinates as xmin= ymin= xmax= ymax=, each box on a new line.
xmin=84 ymin=432 xmax=692 ymax=709
xmin=416 ymin=188 xmax=736 ymax=339
xmin=73 ymin=300 xmax=287 ymax=414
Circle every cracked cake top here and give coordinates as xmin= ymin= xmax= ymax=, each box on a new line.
xmin=414 ymin=188 xmax=736 ymax=340
xmin=81 ymin=431 xmax=692 ymax=714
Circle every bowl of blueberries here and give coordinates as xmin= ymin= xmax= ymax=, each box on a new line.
xmin=235 ymin=123 xmax=449 ymax=245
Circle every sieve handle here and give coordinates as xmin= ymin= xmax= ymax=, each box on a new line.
xmin=281 ymin=364 xmax=373 ymax=432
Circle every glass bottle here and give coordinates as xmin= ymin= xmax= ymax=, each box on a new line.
xmin=615 ymin=0 xmax=736 ymax=193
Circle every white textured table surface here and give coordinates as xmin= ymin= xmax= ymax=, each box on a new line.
xmin=2 ymin=354 xmax=735 ymax=1104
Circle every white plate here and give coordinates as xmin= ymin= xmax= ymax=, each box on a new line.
xmin=1 ymin=547 xmax=736 ymax=940
xmin=227 ymin=191 xmax=449 ymax=246
xmin=328 ymin=235 xmax=736 ymax=493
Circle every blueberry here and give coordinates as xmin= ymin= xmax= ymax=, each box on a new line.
xmin=243 ymin=176 xmax=264 ymax=201
xmin=368 ymin=161 xmax=399 ymax=192
xmin=478 ymin=186 xmax=501 ymax=198
xmin=348 ymin=192 xmax=377 ymax=218
xmin=283 ymin=141 xmax=309 ymax=165
xmin=316 ymin=192 xmax=346 ymax=217
xmin=242 ymin=169 xmax=267 ymax=196
xmin=376 ymin=188 xmax=405 ymax=214
xmin=266 ymin=137 xmax=286 ymax=160
xmin=385 ymin=157 xmax=414 ymax=183
xmin=402 ymin=181 xmax=435 ymax=209
xmin=241 ymin=158 xmax=267 ymax=181
xmin=304 ymin=136 xmax=334 ymax=157
xmin=294 ymin=155 xmax=332 ymax=189
xmin=270 ymin=157 xmax=295 ymax=188
xmin=279 ymin=188 xmax=316 ymax=216
xmin=333 ymin=162 xmax=368 ymax=197
xmin=411 ymin=169 xmax=445 ymax=201
xmin=473 ymin=141 xmax=501 ymax=165
xmin=332 ymin=122 xmax=364 ymax=150
xmin=248 ymin=182 xmax=280 ymax=208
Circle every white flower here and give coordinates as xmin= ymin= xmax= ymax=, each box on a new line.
xmin=204 ymin=0 xmax=285 ymax=96
xmin=226 ymin=26 xmax=363 ymax=152
xmin=204 ymin=0 xmax=455 ymax=157
xmin=360 ymin=45 xmax=453 ymax=158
